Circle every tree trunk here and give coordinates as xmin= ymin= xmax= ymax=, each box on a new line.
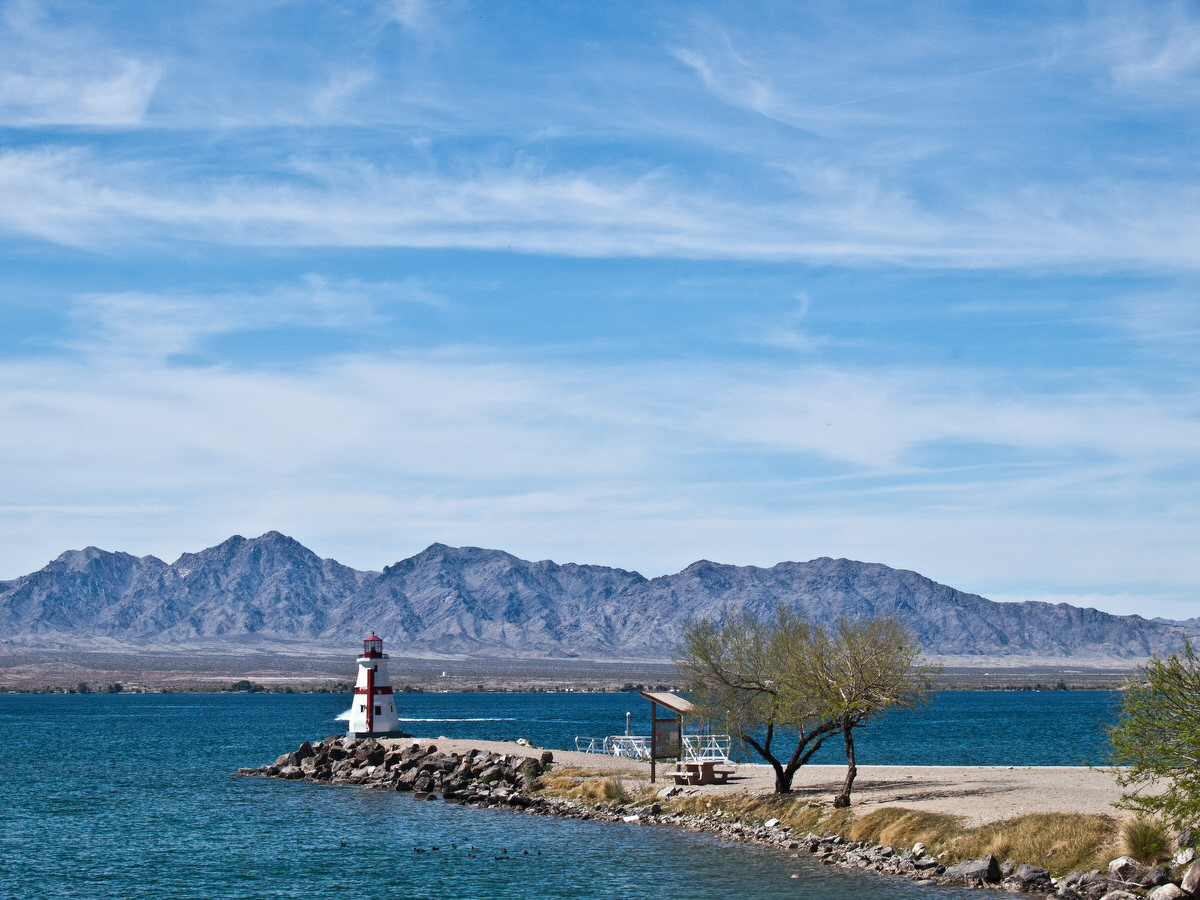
xmin=741 ymin=731 xmax=792 ymax=793
xmin=833 ymin=721 xmax=856 ymax=808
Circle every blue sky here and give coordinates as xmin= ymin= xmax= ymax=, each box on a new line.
xmin=2 ymin=0 xmax=1199 ymax=619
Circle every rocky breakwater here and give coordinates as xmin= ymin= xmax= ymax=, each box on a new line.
xmin=238 ymin=736 xmax=556 ymax=807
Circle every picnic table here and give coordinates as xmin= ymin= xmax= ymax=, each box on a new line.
xmin=672 ymin=760 xmax=734 ymax=785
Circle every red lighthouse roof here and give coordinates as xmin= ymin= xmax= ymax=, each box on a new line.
xmin=362 ymin=634 xmax=384 ymax=658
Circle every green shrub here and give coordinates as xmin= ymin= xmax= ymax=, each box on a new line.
xmin=1121 ymin=815 xmax=1168 ymax=863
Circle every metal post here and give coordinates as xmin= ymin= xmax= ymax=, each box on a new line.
xmin=649 ymin=701 xmax=656 ymax=784
xmin=625 ymin=711 xmax=631 ymax=736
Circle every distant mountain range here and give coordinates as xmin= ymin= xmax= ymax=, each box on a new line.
xmin=0 ymin=531 xmax=1192 ymax=662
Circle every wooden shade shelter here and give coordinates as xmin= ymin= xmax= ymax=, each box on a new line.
xmin=638 ymin=690 xmax=693 ymax=783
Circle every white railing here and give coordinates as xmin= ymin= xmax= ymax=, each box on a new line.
xmin=575 ymin=735 xmax=650 ymax=758
xmin=682 ymin=734 xmax=732 ymax=764
xmin=604 ymin=735 xmax=650 ymax=759
xmin=574 ymin=736 xmax=605 ymax=754
xmin=575 ymin=733 xmax=732 ymax=764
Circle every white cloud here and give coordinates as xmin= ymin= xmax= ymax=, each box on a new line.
xmin=310 ymin=68 xmax=376 ymax=120
xmin=2 ymin=324 xmax=1199 ymax=614
xmin=64 ymin=275 xmax=443 ymax=360
xmin=0 ymin=0 xmax=161 ymax=125
xmin=1 ymin=144 xmax=1199 ymax=270
xmin=668 ymin=13 xmax=1053 ymax=135
xmin=388 ymin=0 xmax=434 ymax=33
xmin=1100 ymin=7 xmax=1200 ymax=91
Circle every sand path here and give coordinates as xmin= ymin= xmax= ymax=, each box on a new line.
xmin=387 ymin=736 xmax=1130 ymax=827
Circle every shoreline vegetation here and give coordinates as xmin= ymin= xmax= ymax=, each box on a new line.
xmin=1 ymin=678 xmax=1123 ymax=694
xmin=0 ymin=653 xmax=1142 ymax=694
xmin=241 ymin=735 xmax=1199 ymax=898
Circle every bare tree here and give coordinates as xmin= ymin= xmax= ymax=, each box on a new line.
xmin=676 ymin=608 xmax=937 ymax=799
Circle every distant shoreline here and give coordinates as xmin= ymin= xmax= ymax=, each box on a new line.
xmin=0 ymin=646 xmax=1139 ymax=693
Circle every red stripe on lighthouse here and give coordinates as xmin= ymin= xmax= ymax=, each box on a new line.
xmin=365 ymin=665 xmax=374 ymax=733
xmin=354 ymin=686 xmax=392 ymax=695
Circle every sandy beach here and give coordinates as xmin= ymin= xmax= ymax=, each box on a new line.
xmin=402 ymin=736 xmax=1128 ymax=827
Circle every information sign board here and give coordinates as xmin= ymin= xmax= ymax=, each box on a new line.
xmin=653 ymin=718 xmax=681 ymax=758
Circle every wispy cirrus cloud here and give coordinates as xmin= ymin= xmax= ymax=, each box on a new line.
xmin=2 ymin=144 xmax=1199 ymax=269
xmin=1090 ymin=4 xmax=1200 ymax=92
xmin=2 ymin=329 xmax=1198 ymax=601
xmin=63 ymin=274 xmax=444 ymax=360
xmin=0 ymin=0 xmax=161 ymax=125
xmin=386 ymin=0 xmax=445 ymax=34
xmin=309 ymin=68 xmax=376 ymax=120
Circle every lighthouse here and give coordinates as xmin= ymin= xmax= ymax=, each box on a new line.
xmin=347 ymin=634 xmax=404 ymax=738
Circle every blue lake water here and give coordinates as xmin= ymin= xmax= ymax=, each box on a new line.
xmin=0 ymin=691 xmax=1118 ymax=900
xmin=392 ymin=689 xmax=1118 ymax=767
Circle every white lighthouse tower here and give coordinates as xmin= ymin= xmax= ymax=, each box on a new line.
xmin=347 ymin=634 xmax=404 ymax=738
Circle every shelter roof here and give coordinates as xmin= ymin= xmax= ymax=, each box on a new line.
xmin=638 ymin=690 xmax=693 ymax=715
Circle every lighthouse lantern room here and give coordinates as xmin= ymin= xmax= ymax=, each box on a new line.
xmin=347 ymin=634 xmax=404 ymax=738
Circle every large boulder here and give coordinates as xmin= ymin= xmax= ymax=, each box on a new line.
xmin=1149 ymin=885 xmax=1185 ymax=900
xmin=1142 ymin=864 xmax=1175 ymax=888
xmin=943 ymin=855 xmax=1001 ymax=886
xmin=1006 ymin=863 xmax=1053 ymax=892
xmin=1109 ymin=857 xmax=1147 ymax=886
xmin=1181 ymin=860 xmax=1200 ymax=897
xmin=1072 ymin=870 xmax=1112 ymax=900
xmin=354 ymin=739 xmax=384 ymax=766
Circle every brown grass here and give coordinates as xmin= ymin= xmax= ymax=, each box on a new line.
xmin=848 ymin=807 xmax=963 ymax=853
xmin=951 ymin=813 xmax=1116 ymax=875
xmin=530 ymin=768 xmax=1121 ymax=878
xmin=664 ymin=792 xmax=855 ymax=839
xmin=842 ymin=807 xmax=1116 ymax=875
xmin=537 ymin=766 xmax=658 ymax=806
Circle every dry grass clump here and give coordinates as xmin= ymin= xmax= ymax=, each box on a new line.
xmin=537 ymin=765 xmax=627 ymax=798
xmin=1120 ymin=815 xmax=1169 ymax=864
xmin=537 ymin=767 xmax=657 ymax=806
xmin=950 ymin=813 xmax=1116 ymax=875
xmin=664 ymin=792 xmax=852 ymax=836
xmin=848 ymin=807 xmax=962 ymax=854
xmin=540 ymin=775 xmax=583 ymax=795
xmin=840 ymin=806 xmax=1117 ymax=876
xmin=579 ymin=774 xmax=633 ymax=803
xmin=664 ymin=796 xmax=1117 ymax=877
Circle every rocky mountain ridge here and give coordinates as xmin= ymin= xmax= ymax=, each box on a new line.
xmin=0 ymin=531 xmax=1190 ymax=661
